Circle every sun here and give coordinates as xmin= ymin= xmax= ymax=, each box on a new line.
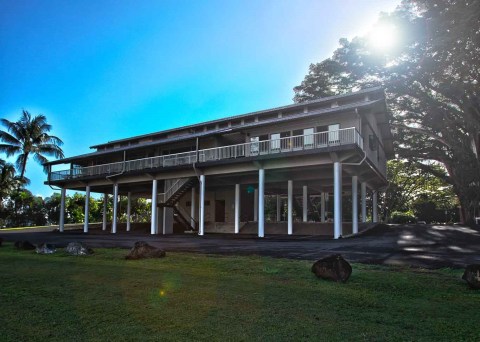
xmin=368 ymin=24 xmax=397 ymax=51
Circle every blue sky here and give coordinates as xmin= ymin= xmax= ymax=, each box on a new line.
xmin=0 ymin=0 xmax=399 ymax=197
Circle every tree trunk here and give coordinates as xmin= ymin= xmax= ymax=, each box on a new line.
xmin=19 ymin=153 xmax=28 ymax=183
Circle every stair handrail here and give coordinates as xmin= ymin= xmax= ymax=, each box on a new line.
xmin=164 ymin=177 xmax=190 ymax=203
xmin=174 ymin=204 xmax=198 ymax=230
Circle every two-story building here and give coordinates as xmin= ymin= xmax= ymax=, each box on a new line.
xmin=45 ymin=86 xmax=392 ymax=238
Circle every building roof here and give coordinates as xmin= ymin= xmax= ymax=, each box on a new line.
xmin=90 ymin=86 xmax=385 ymax=149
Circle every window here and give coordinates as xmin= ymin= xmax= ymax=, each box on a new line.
xmin=316 ymin=126 xmax=328 ymax=145
xmin=270 ymin=133 xmax=280 ymax=152
xmin=259 ymin=134 xmax=269 ymax=154
xmin=280 ymin=131 xmax=291 ymax=151
xmin=250 ymin=136 xmax=259 ymax=155
xmin=328 ymin=124 xmax=340 ymax=144
xmin=303 ymin=128 xmax=314 ymax=148
xmin=292 ymin=129 xmax=304 ymax=149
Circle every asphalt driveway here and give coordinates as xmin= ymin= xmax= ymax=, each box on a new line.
xmin=1 ymin=224 xmax=480 ymax=269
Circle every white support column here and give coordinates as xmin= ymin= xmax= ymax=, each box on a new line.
xmin=83 ymin=185 xmax=90 ymax=233
xmin=254 ymin=188 xmax=259 ymax=221
xmin=258 ymin=169 xmax=265 ymax=238
xmin=276 ymin=195 xmax=281 ymax=222
xmin=302 ymin=185 xmax=308 ymax=222
xmin=151 ymin=179 xmax=158 ymax=235
xmin=288 ymin=180 xmax=293 ymax=235
xmin=372 ymin=190 xmax=378 ymax=223
xmin=199 ymin=175 xmax=205 ymax=236
xmin=126 ymin=192 xmax=131 ymax=232
xmin=190 ymin=187 xmax=196 ymax=228
xmin=112 ymin=183 xmax=118 ymax=234
xmin=352 ymin=176 xmax=358 ymax=234
xmin=59 ymin=187 xmax=66 ymax=233
xmin=321 ymin=192 xmax=326 ymax=223
xmin=102 ymin=193 xmax=107 ymax=231
xmin=361 ymin=182 xmax=367 ymax=223
xmin=333 ymin=162 xmax=342 ymax=239
xmin=234 ymin=184 xmax=240 ymax=234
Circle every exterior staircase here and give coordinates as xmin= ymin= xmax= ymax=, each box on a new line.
xmin=160 ymin=177 xmax=198 ymax=231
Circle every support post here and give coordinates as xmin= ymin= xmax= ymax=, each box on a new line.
xmin=258 ymin=169 xmax=265 ymax=237
xmin=302 ymin=185 xmax=308 ymax=222
xmin=190 ymin=187 xmax=196 ymax=228
xmin=126 ymin=192 xmax=131 ymax=232
xmin=361 ymin=182 xmax=367 ymax=223
xmin=254 ymin=188 xmax=258 ymax=221
xmin=199 ymin=174 xmax=205 ymax=236
xmin=288 ymin=180 xmax=293 ymax=235
xmin=102 ymin=193 xmax=107 ymax=231
xmin=276 ymin=195 xmax=281 ymax=222
xmin=352 ymin=176 xmax=358 ymax=234
xmin=112 ymin=183 xmax=118 ymax=234
xmin=333 ymin=162 xmax=342 ymax=239
xmin=84 ymin=185 xmax=90 ymax=233
xmin=321 ymin=192 xmax=325 ymax=223
xmin=235 ymin=184 xmax=240 ymax=234
xmin=372 ymin=190 xmax=378 ymax=223
xmin=151 ymin=179 xmax=158 ymax=235
xmin=59 ymin=188 xmax=66 ymax=233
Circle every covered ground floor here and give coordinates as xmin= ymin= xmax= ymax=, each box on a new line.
xmin=54 ymin=155 xmax=386 ymax=239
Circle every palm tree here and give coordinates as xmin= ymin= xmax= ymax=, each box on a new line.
xmin=0 ymin=110 xmax=64 ymax=180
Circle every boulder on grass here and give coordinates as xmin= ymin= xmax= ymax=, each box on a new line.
xmin=14 ymin=240 xmax=36 ymax=250
xmin=462 ymin=264 xmax=480 ymax=289
xmin=311 ymin=254 xmax=352 ymax=283
xmin=125 ymin=241 xmax=166 ymax=260
xmin=36 ymin=243 xmax=56 ymax=254
xmin=65 ymin=242 xmax=93 ymax=256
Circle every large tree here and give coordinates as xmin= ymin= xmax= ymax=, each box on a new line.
xmin=0 ymin=110 xmax=64 ymax=180
xmin=294 ymin=0 xmax=480 ymax=223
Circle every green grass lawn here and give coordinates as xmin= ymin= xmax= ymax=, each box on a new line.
xmin=0 ymin=243 xmax=478 ymax=341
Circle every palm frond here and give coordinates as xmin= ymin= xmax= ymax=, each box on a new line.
xmin=36 ymin=144 xmax=65 ymax=158
xmin=0 ymin=130 xmax=21 ymax=146
xmin=0 ymin=143 xmax=21 ymax=157
xmin=33 ymin=153 xmax=50 ymax=173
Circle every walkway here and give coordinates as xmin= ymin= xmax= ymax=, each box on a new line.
xmin=1 ymin=224 xmax=480 ymax=269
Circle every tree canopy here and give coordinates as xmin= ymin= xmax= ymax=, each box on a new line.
xmin=294 ymin=0 xmax=480 ymax=223
xmin=0 ymin=110 xmax=64 ymax=180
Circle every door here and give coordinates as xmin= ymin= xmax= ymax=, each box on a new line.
xmin=215 ymin=200 xmax=226 ymax=222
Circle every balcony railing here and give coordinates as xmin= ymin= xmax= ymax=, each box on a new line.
xmin=49 ymin=127 xmax=363 ymax=181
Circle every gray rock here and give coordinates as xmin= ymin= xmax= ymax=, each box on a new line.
xmin=65 ymin=242 xmax=93 ymax=256
xmin=462 ymin=264 xmax=480 ymax=289
xmin=125 ymin=241 xmax=166 ymax=260
xmin=311 ymin=254 xmax=352 ymax=283
xmin=36 ymin=243 xmax=56 ymax=254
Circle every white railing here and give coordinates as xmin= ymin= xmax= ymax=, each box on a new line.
xmin=50 ymin=127 xmax=363 ymax=181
